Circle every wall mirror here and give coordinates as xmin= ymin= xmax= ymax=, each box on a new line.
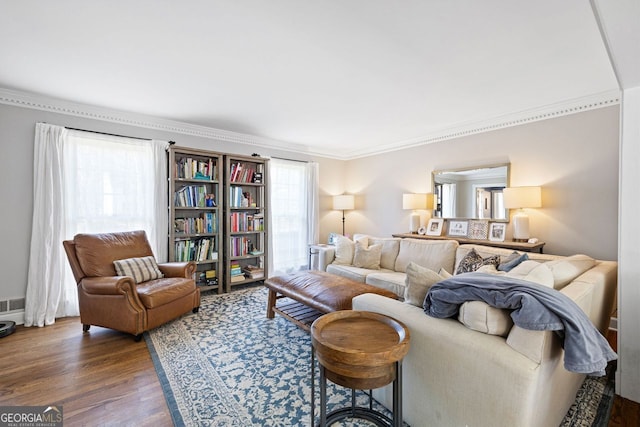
xmin=432 ymin=163 xmax=510 ymax=221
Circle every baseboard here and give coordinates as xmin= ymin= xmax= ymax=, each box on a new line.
xmin=0 ymin=310 xmax=25 ymax=325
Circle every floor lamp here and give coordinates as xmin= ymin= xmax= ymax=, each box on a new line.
xmin=333 ymin=194 xmax=355 ymax=235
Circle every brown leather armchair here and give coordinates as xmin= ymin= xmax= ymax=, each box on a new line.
xmin=63 ymin=230 xmax=200 ymax=340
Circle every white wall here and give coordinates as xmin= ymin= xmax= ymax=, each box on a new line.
xmin=335 ymin=106 xmax=620 ymax=260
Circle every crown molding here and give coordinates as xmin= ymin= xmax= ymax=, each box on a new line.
xmin=0 ymin=87 xmax=311 ymax=155
xmin=0 ymin=87 xmax=620 ymax=161
xmin=343 ymin=89 xmax=621 ymax=159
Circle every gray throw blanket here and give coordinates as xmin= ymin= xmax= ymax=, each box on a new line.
xmin=423 ymin=273 xmax=617 ymax=376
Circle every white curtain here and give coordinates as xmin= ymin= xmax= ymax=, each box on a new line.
xmin=24 ymin=123 xmax=168 ymax=326
xmin=268 ymin=158 xmax=318 ymax=276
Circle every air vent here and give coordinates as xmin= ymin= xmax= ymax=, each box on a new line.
xmin=9 ymin=298 xmax=25 ymax=311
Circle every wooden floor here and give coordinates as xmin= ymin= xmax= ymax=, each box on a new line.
xmin=0 ymin=318 xmax=638 ymax=426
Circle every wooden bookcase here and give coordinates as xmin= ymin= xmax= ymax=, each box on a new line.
xmin=168 ymin=146 xmax=223 ymax=293
xmin=223 ymin=154 xmax=269 ymax=292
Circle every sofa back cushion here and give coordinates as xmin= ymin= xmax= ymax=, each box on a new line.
xmin=353 ymin=235 xmax=401 ymax=270
xmin=394 ymin=239 xmax=458 ymax=273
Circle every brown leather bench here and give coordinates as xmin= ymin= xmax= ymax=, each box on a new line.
xmin=265 ymin=270 xmax=397 ymax=331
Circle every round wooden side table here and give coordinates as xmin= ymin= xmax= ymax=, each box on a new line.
xmin=310 ymin=310 xmax=410 ymax=427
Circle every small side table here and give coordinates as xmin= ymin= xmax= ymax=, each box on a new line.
xmin=308 ymin=244 xmax=331 ymax=270
xmin=310 ymin=310 xmax=410 ymax=427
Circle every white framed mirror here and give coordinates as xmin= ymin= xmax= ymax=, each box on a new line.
xmin=432 ymin=163 xmax=510 ymax=221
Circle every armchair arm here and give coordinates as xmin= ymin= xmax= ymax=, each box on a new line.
xmin=80 ymin=276 xmax=137 ymax=295
xmin=158 ymin=261 xmax=197 ymax=278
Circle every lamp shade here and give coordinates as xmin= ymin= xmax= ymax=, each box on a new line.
xmin=503 ymin=187 xmax=542 ymax=209
xmin=333 ymin=194 xmax=355 ymax=210
xmin=402 ymin=193 xmax=427 ymax=210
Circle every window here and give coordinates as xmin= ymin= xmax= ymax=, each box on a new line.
xmin=25 ymin=124 xmax=167 ymax=326
xmin=269 ymin=158 xmax=318 ymax=275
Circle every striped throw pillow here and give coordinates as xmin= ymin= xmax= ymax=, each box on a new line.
xmin=113 ymin=256 xmax=164 ymax=283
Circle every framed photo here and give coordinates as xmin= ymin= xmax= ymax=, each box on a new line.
xmin=489 ymin=222 xmax=506 ymax=242
xmin=468 ymin=220 xmax=489 ymax=240
xmin=447 ymin=220 xmax=469 ymax=237
xmin=327 ymin=232 xmax=339 ymax=245
xmin=426 ymin=218 xmax=444 ymax=236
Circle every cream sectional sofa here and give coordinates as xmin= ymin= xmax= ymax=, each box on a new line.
xmin=319 ymin=235 xmax=459 ymax=298
xmin=318 ymin=236 xmax=617 ymax=427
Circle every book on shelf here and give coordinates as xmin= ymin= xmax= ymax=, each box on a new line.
xmin=229 ymin=162 xmax=257 ymax=183
xmin=242 ymin=264 xmax=264 ymax=279
xmin=175 ymin=185 xmax=208 ymax=208
xmin=175 ymin=157 xmax=216 ymax=181
xmin=174 ymin=212 xmax=217 ymax=234
xmin=230 ymin=274 xmax=246 ymax=283
xmin=173 ymin=238 xmax=217 ymax=262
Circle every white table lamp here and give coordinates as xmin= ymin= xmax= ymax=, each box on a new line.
xmin=503 ymin=186 xmax=542 ymax=241
xmin=333 ymin=194 xmax=355 ymax=235
xmin=403 ymin=193 xmax=432 ymax=233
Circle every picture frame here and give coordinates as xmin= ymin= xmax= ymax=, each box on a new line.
xmin=447 ymin=220 xmax=469 ymax=237
xmin=468 ymin=220 xmax=489 ymax=240
xmin=489 ymin=222 xmax=506 ymax=242
xmin=426 ymin=218 xmax=444 ymax=236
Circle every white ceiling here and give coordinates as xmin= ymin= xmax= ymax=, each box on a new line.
xmin=0 ymin=1 xmax=623 ymax=159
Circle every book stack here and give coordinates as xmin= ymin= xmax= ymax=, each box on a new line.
xmin=230 ymin=263 xmax=245 ymax=283
xmin=175 ymin=157 xmax=215 ymax=180
xmin=229 ymin=162 xmax=257 ymax=183
xmin=242 ymin=264 xmax=264 ymax=280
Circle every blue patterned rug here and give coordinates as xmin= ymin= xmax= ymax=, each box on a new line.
xmin=145 ymin=285 xmax=614 ymax=426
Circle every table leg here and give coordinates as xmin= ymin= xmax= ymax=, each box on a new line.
xmin=311 ymin=348 xmax=315 ymax=427
xmin=320 ymin=365 xmax=327 ymax=426
xmin=266 ymin=289 xmax=277 ymax=319
xmin=393 ymin=360 xmax=403 ymax=427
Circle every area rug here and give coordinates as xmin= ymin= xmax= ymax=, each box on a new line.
xmin=145 ymin=286 xmax=615 ymax=427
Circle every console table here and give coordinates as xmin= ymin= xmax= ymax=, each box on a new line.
xmin=392 ymin=233 xmax=545 ymax=253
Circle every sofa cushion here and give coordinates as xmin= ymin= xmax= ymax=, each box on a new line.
xmin=458 ymin=301 xmax=514 ymax=337
xmin=457 ymin=261 xmax=554 ymax=336
xmin=365 ymin=271 xmax=407 ymax=298
xmin=545 ymin=254 xmax=596 ymax=289
xmin=455 ymin=248 xmax=500 ymax=274
xmin=506 ymin=261 xmax=554 ymax=288
xmin=394 ymin=239 xmax=458 ymax=274
xmin=326 ymin=264 xmax=370 ymax=282
xmin=113 ymin=255 xmax=164 ymax=284
xmin=404 ymin=262 xmax=446 ymax=307
xmin=353 ymin=241 xmax=382 ymax=269
xmin=369 ymin=237 xmax=401 ymax=270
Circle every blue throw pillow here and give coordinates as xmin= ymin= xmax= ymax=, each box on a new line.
xmin=498 ymin=252 xmax=529 ymax=272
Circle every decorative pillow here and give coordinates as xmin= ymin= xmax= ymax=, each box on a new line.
xmin=113 ymin=256 xmax=164 ymax=284
xmin=498 ymin=251 xmax=529 ymax=272
xmin=544 ymin=254 xmax=596 ymax=289
xmin=333 ymin=235 xmax=355 ymax=265
xmin=404 ymin=262 xmax=445 ymax=307
xmin=353 ymin=242 xmax=382 ymax=269
xmin=455 ymin=248 xmax=500 ymax=274
xmin=369 ymin=237 xmax=401 ymax=270
xmin=505 ymin=260 xmax=554 ymax=288
xmin=458 ymin=301 xmax=514 ymax=337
